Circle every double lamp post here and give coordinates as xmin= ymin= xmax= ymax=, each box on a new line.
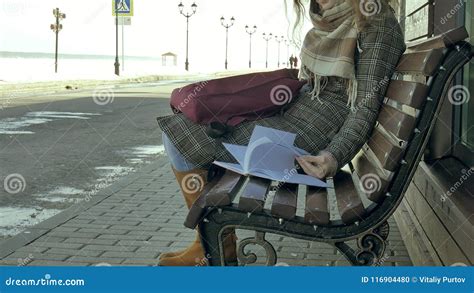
xmin=178 ymin=2 xmax=197 ymax=71
xmin=220 ymin=16 xmax=235 ymax=70
xmin=262 ymin=33 xmax=273 ymax=69
xmin=274 ymin=35 xmax=285 ymax=68
xmin=245 ymin=25 xmax=257 ymax=69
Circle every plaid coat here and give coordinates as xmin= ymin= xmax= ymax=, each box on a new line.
xmin=157 ymin=9 xmax=406 ymax=170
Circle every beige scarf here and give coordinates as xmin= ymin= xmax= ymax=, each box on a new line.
xmin=300 ymin=0 xmax=358 ymax=109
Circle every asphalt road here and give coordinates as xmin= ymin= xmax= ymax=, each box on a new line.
xmin=0 ymin=80 xmax=190 ymax=240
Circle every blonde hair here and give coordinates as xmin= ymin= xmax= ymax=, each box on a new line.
xmin=291 ymin=0 xmax=398 ymax=31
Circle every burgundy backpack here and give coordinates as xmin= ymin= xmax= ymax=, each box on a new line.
xmin=170 ymin=69 xmax=306 ymax=137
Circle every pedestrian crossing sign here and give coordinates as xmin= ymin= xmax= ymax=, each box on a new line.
xmin=112 ymin=0 xmax=133 ymax=17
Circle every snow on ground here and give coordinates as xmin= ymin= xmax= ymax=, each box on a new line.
xmin=0 ymin=207 xmax=62 ymax=237
xmin=120 ymin=145 xmax=166 ymax=165
xmin=0 ymin=144 xmax=167 ymax=239
xmin=34 ymin=187 xmax=86 ymax=204
xmin=0 ymin=111 xmax=101 ymax=135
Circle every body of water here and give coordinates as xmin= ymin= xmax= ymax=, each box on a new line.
xmin=0 ymin=51 xmax=186 ymax=82
xmin=0 ymin=51 xmax=286 ymax=83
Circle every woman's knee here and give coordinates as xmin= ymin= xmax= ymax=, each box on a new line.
xmin=162 ymin=132 xmax=196 ymax=172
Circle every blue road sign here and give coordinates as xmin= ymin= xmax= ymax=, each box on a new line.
xmin=113 ymin=0 xmax=133 ymax=17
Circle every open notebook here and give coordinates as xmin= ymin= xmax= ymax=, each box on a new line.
xmin=213 ymin=126 xmax=328 ymax=188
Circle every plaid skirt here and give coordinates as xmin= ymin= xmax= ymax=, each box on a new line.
xmin=157 ymin=79 xmax=351 ymax=169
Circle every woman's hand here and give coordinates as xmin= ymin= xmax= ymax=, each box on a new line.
xmin=296 ymin=151 xmax=338 ymax=179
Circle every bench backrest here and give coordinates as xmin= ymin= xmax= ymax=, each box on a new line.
xmin=348 ymin=26 xmax=471 ymax=225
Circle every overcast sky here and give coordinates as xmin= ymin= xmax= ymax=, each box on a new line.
xmin=0 ymin=0 xmax=309 ymax=66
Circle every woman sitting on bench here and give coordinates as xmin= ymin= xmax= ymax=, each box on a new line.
xmin=156 ymin=0 xmax=406 ymax=266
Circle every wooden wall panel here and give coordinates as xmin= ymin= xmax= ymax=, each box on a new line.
xmin=404 ymin=183 xmax=470 ymax=265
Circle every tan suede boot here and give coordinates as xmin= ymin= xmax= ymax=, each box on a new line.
xmin=158 ymin=167 xmax=206 ymax=264
xmin=158 ymin=167 xmax=237 ymax=266
xmin=159 ymin=229 xmax=238 ymax=266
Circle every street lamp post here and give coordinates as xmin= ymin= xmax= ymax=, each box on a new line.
xmin=275 ymin=36 xmax=285 ymax=68
xmin=178 ymin=2 xmax=198 ymax=71
xmin=220 ymin=16 xmax=235 ymax=70
xmin=245 ymin=25 xmax=257 ymax=69
xmin=50 ymin=8 xmax=66 ymax=73
xmin=262 ymin=33 xmax=273 ymax=69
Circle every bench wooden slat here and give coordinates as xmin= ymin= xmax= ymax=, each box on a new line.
xmin=333 ymin=172 xmax=366 ymax=224
xmin=205 ymin=171 xmax=245 ymax=207
xmin=351 ymin=153 xmax=389 ymax=203
xmin=238 ymin=177 xmax=271 ymax=213
xmin=385 ymin=80 xmax=429 ymax=109
xmin=407 ymin=26 xmax=468 ymax=51
xmin=396 ymin=48 xmax=444 ymax=75
xmin=271 ymin=184 xmax=298 ymax=220
xmin=304 ymin=186 xmax=330 ymax=225
xmin=377 ymin=105 xmax=416 ymax=141
xmin=367 ymin=127 xmax=404 ymax=172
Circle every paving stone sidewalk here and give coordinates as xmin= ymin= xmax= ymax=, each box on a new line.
xmin=0 ymin=158 xmax=412 ymax=266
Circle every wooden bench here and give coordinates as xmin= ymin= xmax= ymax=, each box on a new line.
xmin=184 ymin=27 xmax=473 ymax=266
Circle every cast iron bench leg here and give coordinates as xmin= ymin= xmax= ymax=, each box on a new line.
xmin=199 ymin=219 xmax=235 ymax=266
xmin=335 ymin=221 xmax=390 ymax=266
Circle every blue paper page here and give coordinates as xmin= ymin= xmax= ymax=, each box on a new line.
xmin=243 ymin=137 xmax=273 ymax=172
xmin=213 ymin=161 xmax=246 ymax=175
xmin=247 ymin=142 xmax=299 ymax=172
xmin=249 ymin=125 xmax=296 ymax=147
xmin=222 ymin=143 xmax=247 ymax=166
xmin=294 ymin=146 xmax=311 ymax=156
